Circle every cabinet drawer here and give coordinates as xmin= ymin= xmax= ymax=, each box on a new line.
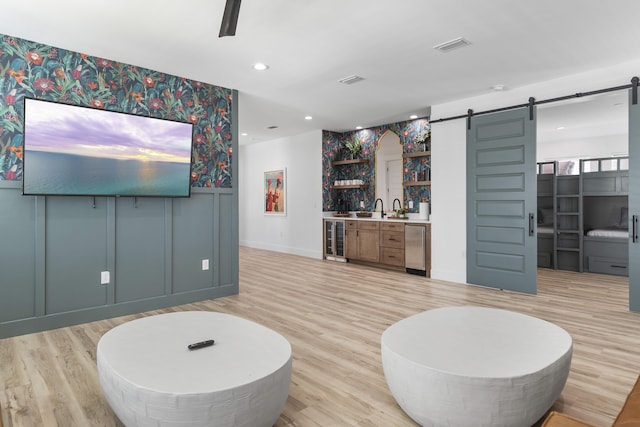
xmin=358 ymin=221 xmax=379 ymax=230
xmin=380 ymin=231 xmax=404 ymax=248
xmin=587 ymin=256 xmax=628 ymax=276
xmin=381 ymin=247 xmax=405 ymax=267
xmin=381 ymin=222 xmax=404 ymax=231
xmin=346 ymin=220 xmax=358 ymax=230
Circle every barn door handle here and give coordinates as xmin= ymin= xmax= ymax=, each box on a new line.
xmin=633 ymin=215 xmax=639 ymax=243
xmin=529 ymin=213 xmax=535 ymax=237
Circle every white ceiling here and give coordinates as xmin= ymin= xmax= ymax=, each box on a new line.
xmin=3 ymin=0 xmax=640 ymax=144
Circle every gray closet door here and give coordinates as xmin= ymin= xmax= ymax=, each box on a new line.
xmin=467 ymin=107 xmax=537 ymax=294
xmin=629 ymin=90 xmax=640 ymax=312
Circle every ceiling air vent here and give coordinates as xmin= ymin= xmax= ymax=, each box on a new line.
xmin=338 ymin=75 xmax=366 ymax=85
xmin=433 ymin=37 xmax=470 ymax=52
xmin=267 ymin=125 xmax=278 ymax=129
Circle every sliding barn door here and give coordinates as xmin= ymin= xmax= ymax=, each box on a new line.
xmin=629 ymin=90 xmax=640 ymax=312
xmin=467 ymin=107 xmax=537 ymax=294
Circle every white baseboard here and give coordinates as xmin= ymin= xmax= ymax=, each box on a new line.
xmin=430 ymin=268 xmax=466 ymax=285
xmin=240 ymin=240 xmax=322 ymax=260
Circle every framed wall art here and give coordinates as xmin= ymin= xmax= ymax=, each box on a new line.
xmin=264 ymin=169 xmax=286 ymax=215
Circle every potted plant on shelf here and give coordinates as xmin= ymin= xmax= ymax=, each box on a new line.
xmin=414 ymin=128 xmax=431 ymax=151
xmin=343 ymin=138 xmax=362 ymax=159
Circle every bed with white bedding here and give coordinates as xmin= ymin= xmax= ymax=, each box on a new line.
xmin=581 ymin=159 xmax=628 ymax=276
xmin=586 ymin=227 xmax=629 ymax=239
xmin=583 ymin=222 xmax=628 ymax=276
xmin=538 ymin=225 xmax=554 ymax=235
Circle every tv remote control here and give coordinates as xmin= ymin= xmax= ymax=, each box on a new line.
xmin=188 ymin=339 xmax=215 ymax=350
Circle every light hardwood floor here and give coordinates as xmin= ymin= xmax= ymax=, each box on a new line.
xmin=1 ymin=246 xmax=639 ymax=426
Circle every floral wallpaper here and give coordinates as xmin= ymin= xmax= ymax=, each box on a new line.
xmin=322 ymin=118 xmax=430 ymax=213
xmin=0 ymin=34 xmax=233 ymax=188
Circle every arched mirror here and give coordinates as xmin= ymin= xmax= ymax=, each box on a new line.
xmin=375 ymin=130 xmax=403 ymax=212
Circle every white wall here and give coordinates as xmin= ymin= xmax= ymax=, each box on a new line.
xmin=430 ymin=59 xmax=640 ymax=284
xmin=239 ymin=129 xmax=323 ymax=259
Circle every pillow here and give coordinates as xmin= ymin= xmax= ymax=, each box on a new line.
xmin=620 ymin=206 xmax=629 ymax=228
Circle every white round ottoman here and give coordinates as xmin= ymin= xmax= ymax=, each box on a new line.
xmin=381 ymin=306 xmax=572 ymax=427
xmin=97 ymin=311 xmax=292 ymax=427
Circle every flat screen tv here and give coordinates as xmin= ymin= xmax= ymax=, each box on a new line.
xmin=22 ymin=98 xmax=194 ymax=197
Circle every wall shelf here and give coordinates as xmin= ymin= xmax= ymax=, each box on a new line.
xmin=403 ymin=181 xmax=431 ymax=187
xmin=331 ymin=158 xmax=370 ymax=166
xmin=334 ymin=184 xmax=369 ymax=189
xmin=402 ymin=151 xmax=431 ymax=158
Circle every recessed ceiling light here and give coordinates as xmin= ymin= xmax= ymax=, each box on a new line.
xmin=241 ymin=132 xmax=248 ymax=136
xmin=305 ymin=115 xmax=312 ymax=120
xmin=252 ymin=62 xmax=269 ymax=71
xmin=491 ymin=84 xmax=505 ymax=91
xmin=355 ymin=126 xmax=363 ymax=130
xmin=267 ymin=125 xmax=278 ymax=129
xmin=410 ymin=115 xmax=418 ymax=119
xmin=556 ymin=126 xmax=565 ymax=130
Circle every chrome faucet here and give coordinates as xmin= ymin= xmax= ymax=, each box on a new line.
xmin=393 ymin=198 xmax=401 ymax=211
xmin=374 ymin=198 xmax=385 ymax=218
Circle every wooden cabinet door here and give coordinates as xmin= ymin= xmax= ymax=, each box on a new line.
xmin=345 ymin=228 xmax=358 ymax=259
xmin=358 ymin=229 xmax=380 ymax=262
xmin=380 ymin=230 xmax=404 ymax=248
xmin=381 ymin=247 xmax=404 ymax=266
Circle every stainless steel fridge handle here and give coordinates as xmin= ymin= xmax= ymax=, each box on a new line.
xmin=633 ymin=215 xmax=639 ymax=243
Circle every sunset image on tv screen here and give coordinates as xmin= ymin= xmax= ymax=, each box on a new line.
xmin=22 ymin=98 xmax=194 ymax=197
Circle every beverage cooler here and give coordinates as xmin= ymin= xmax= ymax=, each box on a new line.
xmin=323 ymin=219 xmax=346 ymax=262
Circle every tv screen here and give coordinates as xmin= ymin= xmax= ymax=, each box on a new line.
xmin=22 ymin=98 xmax=194 ymax=197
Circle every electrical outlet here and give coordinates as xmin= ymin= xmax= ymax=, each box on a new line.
xmin=100 ymin=271 xmax=110 ymax=285
xmin=202 ymin=259 xmax=209 ymax=271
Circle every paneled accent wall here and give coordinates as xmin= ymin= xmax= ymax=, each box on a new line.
xmin=0 ymin=185 xmax=238 ymax=338
xmin=0 ymin=33 xmax=239 ymax=338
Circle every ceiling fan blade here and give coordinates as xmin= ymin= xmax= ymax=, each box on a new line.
xmin=219 ymin=0 xmax=242 ymax=37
